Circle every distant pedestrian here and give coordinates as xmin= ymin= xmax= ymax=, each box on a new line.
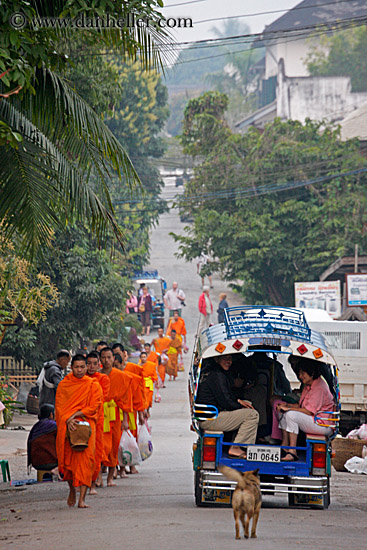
xmin=38 ymin=350 xmax=71 ymax=408
xmin=138 ymin=286 xmax=153 ymax=336
xmin=164 ymin=281 xmax=185 ymax=317
xmin=217 ymin=292 xmax=229 ymax=324
xmin=198 ymin=286 xmax=213 ymax=334
xmin=126 ymin=290 xmax=138 ymax=314
xmin=197 ymin=253 xmax=213 ymax=288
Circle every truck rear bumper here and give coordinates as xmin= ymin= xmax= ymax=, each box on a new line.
xmin=200 ymin=470 xmax=329 ymax=496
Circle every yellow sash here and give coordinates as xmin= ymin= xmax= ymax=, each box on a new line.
xmin=168 ymin=346 xmax=178 ymax=355
xmin=128 ymin=412 xmax=136 ymax=431
xmin=103 ymin=399 xmax=117 ymax=433
xmin=144 ymin=377 xmax=154 ymax=392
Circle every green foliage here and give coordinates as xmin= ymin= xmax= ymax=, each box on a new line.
xmin=180 ymin=91 xmax=229 ymax=156
xmin=0 ymin=0 xmax=171 ymax=256
xmin=174 ymin=96 xmax=367 ymax=305
xmin=306 ymin=27 xmax=367 ymax=92
xmin=105 ymin=59 xmax=169 ymax=266
xmin=0 ymin=226 xmax=135 ymax=369
xmin=0 ymin=376 xmax=23 ymax=427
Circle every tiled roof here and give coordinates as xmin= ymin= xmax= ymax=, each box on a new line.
xmin=264 ymin=0 xmax=367 ymax=33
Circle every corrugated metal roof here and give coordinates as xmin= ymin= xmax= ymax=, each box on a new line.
xmin=264 ymin=0 xmax=367 ymax=33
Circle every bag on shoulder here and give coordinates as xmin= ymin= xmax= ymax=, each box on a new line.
xmin=67 ymin=417 xmax=91 ymax=452
xmin=36 ymin=367 xmax=55 ymax=390
xmin=139 ymin=297 xmax=146 ymax=313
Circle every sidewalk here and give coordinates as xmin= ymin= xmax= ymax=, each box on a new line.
xmin=0 ymin=412 xmax=37 ymax=483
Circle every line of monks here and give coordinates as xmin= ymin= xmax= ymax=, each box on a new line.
xmin=55 ymin=342 xmax=163 ymax=509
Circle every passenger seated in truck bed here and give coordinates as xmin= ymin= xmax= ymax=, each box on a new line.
xmin=275 ymin=359 xmax=335 ymax=461
xmin=196 ymin=354 xmax=259 ymax=459
xmin=229 ymin=354 xmax=268 ymax=429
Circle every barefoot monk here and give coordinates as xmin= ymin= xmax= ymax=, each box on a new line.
xmin=55 ymin=354 xmax=103 ymax=508
xmin=100 ymin=347 xmax=133 ymax=486
xmin=86 ymin=351 xmax=110 ymax=494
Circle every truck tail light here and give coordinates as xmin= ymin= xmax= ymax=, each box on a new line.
xmin=202 ymin=437 xmax=217 ymax=469
xmin=312 ymin=443 xmax=327 ymax=474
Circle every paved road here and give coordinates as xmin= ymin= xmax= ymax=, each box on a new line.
xmin=1 ymin=181 xmax=367 ymax=549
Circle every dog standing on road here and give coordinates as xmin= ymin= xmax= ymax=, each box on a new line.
xmin=218 ymin=465 xmax=262 ymax=540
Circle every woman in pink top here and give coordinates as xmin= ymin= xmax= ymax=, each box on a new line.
xmin=277 ymin=361 xmax=335 ymax=461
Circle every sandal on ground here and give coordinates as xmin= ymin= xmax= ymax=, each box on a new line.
xmin=281 ymin=451 xmax=298 ymax=462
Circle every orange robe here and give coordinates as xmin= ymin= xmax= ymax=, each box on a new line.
xmin=166 ymin=335 xmax=183 ymax=379
xmin=140 ymin=360 xmax=158 ymax=409
xmin=123 ymin=363 xmax=147 ymax=438
xmin=166 ymin=317 xmax=187 ymax=338
xmin=87 ymin=371 xmax=110 ymax=481
xmin=102 ymin=368 xmax=133 ymax=468
xmin=152 ymin=336 xmax=171 ymax=384
xmin=55 ymin=373 xmax=102 ymax=487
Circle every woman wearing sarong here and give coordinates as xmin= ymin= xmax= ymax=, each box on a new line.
xmin=27 ymin=404 xmax=58 ymax=473
xmin=166 ymin=329 xmax=182 ymax=381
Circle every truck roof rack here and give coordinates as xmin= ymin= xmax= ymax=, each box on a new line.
xmin=223 ymin=306 xmax=311 ymax=342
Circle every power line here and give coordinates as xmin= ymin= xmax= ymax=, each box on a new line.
xmin=164 ymin=0 xmax=208 ymax=7
xmin=195 ymin=0 xmax=362 ymax=25
xmin=114 ymin=166 xmax=367 ymax=211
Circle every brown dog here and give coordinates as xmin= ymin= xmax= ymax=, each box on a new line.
xmin=218 ymin=465 xmax=262 ymax=540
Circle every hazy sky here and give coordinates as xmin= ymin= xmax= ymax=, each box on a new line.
xmin=161 ymin=0 xmax=300 ymax=43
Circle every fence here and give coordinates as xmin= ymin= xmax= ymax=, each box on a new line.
xmin=0 ymin=356 xmax=37 ymax=386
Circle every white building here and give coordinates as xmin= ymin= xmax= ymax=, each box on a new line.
xmin=236 ymin=0 xmax=367 ymax=132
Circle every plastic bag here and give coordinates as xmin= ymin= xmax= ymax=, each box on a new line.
xmin=138 ymin=422 xmax=153 ymax=461
xmin=154 ymin=391 xmax=161 ymax=403
xmin=346 ymin=423 xmax=367 ymax=440
xmin=160 ymin=353 xmax=168 ymax=366
xmin=118 ymin=430 xmax=141 ymax=466
xmin=344 ymin=456 xmax=367 ymax=474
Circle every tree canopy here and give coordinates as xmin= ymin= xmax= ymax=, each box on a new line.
xmin=174 ymin=92 xmax=367 ymax=305
xmin=0 ymin=0 xmax=170 ymax=256
xmin=306 ymin=26 xmax=367 ymax=92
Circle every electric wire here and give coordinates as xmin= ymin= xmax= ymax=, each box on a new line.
xmin=195 ymin=0 xmax=363 ymax=24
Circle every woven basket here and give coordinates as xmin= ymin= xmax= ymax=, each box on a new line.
xmin=332 ymin=437 xmax=367 ymax=472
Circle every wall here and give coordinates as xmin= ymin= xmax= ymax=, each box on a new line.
xmin=277 ymin=61 xmax=367 ymax=123
xmin=265 ymin=36 xmax=317 ymax=79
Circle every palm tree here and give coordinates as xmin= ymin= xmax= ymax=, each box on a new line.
xmin=0 ymin=0 xmax=173 ymax=256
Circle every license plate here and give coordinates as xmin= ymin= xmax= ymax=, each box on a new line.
xmin=247 ymin=446 xmax=281 ymax=463
xmin=203 ymin=489 xmax=231 ymax=504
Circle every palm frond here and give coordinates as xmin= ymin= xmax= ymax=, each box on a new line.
xmin=0 ymin=93 xmax=126 ymax=255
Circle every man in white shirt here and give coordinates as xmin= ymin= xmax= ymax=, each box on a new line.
xmin=164 ymin=281 xmax=186 ymax=317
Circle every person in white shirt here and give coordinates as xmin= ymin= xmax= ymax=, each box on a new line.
xmin=164 ymin=281 xmax=186 ymax=317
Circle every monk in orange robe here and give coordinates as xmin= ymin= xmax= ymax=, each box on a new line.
xmin=166 ymin=310 xmax=187 ymax=346
xmin=55 ymin=354 xmax=103 ymax=508
xmin=139 ymin=351 xmax=158 ymax=410
xmin=144 ymin=342 xmax=159 ymax=369
xmin=151 ymin=327 xmax=171 ymax=386
xmin=100 ymin=347 xmax=132 ymax=486
xmin=86 ymin=351 xmax=110 ymax=493
xmin=166 ymin=329 xmax=183 ymax=381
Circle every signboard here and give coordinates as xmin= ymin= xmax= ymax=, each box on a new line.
xmin=294 ymin=281 xmax=341 ymax=319
xmin=346 ymin=273 xmax=367 ymax=306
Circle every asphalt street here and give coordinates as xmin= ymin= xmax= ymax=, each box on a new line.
xmin=1 ymin=179 xmax=367 ymax=550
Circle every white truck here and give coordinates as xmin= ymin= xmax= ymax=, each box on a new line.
xmin=284 ymin=309 xmax=367 ymax=434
